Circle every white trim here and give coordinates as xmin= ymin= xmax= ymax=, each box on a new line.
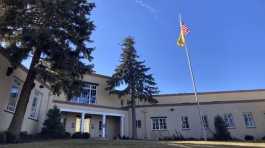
xmin=29 ymin=90 xmax=43 ymax=120
xmin=102 ymin=115 xmax=106 ymax=138
xmin=80 ymin=113 xmax=85 ymax=133
xmin=120 ymin=116 xmax=124 ymax=137
xmin=6 ymin=77 xmax=23 ymax=113
xmin=223 ymin=113 xmax=235 ymax=129
xmin=243 ymin=112 xmax=256 ymax=128
xmin=59 ymin=107 xmax=125 ymax=117
xmin=151 ymin=117 xmax=168 ymax=130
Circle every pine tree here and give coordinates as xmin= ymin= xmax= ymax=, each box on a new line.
xmin=214 ymin=115 xmax=231 ymax=140
xmin=0 ymin=0 xmax=95 ymax=139
xmin=41 ymin=106 xmax=65 ymax=138
xmin=106 ymin=37 xmax=159 ymax=139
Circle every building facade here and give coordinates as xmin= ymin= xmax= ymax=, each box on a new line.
xmin=1 ymin=54 xmax=265 ymax=140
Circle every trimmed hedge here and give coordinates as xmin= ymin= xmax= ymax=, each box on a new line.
xmin=72 ymin=132 xmax=90 ymax=139
xmin=0 ymin=132 xmax=7 ymax=144
xmin=244 ymin=135 xmax=255 ymax=141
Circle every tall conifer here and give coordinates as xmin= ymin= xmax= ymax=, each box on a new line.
xmin=106 ymin=37 xmax=159 ymax=139
xmin=0 ymin=0 xmax=95 ymax=139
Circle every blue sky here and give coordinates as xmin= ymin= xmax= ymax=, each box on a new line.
xmin=23 ymin=0 xmax=265 ymax=94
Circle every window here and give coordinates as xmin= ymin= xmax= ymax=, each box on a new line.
xmin=99 ymin=121 xmax=102 ymax=130
xmin=152 ymin=118 xmax=159 ymax=130
xmin=151 ymin=117 xmax=167 ymax=130
xmin=243 ymin=112 xmax=255 ymax=128
xmin=84 ymin=119 xmax=90 ymax=133
xmin=181 ymin=116 xmax=190 ymax=129
xmin=202 ymin=115 xmax=209 ymax=128
xmin=62 ymin=118 xmax=67 ymax=128
xmin=121 ymin=100 xmax=124 ymax=106
xmin=224 ymin=113 xmax=235 ymax=128
xmin=6 ymin=78 xmax=21 ymax=112
xmin=29 ymin=90 xmax=42 ymax=120
xmin=136 ymin=120 xmax=142 ymax=128
xmin=72 ymin=83 xmax=97 ymax=104
xmin=90 ymin=85 xmax=96 ymax=104
xmin=75 ymin=118 xmax=81 ymax=132
xmin=75 ymin=117 xmax=90 ymax=132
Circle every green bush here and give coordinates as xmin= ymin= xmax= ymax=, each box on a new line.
xmin=64 ymin=132 xmax=71 ymax=138
xmin=121 ymin=136 xmax=130 ymax=140
xmin=244 ymin=135 xmax=254 ymax=141
xmin=262 ymin=136 xmax=265 ymax=140
xmin=41 ymin=106 xmax=66 ymax=138
xmin=214 ymin=115 xmax=231 ymax=140
xmin=0 ymin=131 xmax=34 ymax=143
xmin=20 ymin=131 xmax=32 ymax=141
xmin=5 ymin=131 xmax=18 ymax=143
xmin=72 ymin=132 xmax=90 ymax=139
xmin=0 ymin=132 xmax=7 ymax=144
xmin=173 ymin=133 xmax=184 ymax=140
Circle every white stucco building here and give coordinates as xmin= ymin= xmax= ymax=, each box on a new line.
xmin=1 ymin=53 xmax=265 ymax=140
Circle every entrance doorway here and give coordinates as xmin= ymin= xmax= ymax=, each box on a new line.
xmin=75 ymin=117 xmax=91 ymax=133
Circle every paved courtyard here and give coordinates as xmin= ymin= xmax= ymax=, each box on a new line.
xmin=1 ymin=139 xmax=265 ymax=148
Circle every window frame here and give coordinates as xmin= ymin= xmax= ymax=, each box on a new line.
xmin=71 ymin=83 xmax=97 ymax=104
xmin=99 ymin=120 xmax=102 ymax=130
xmin=181 ymin=116 xmax=190 ymax=130
xmin=136 ymin=120 xmax=142 ymax=128
xmin=90 ymin=85 xmax=96 ymax=104
xmin=75 ymin=117 xmax=81 ymax=132
xmin=223 ymin=113 xmax=235 ymax=129
xmin=243 ymin=112 xmax=256 ymax=128
xmin=29 ymin=90 xmax=43 ymax=120
xmin=6 ymin=77 xmax=22 ymax=113
xmin=202 ymin=115 xmax=209 ymax=128
xmin=151 ymin=117 xmax=167 ymax=130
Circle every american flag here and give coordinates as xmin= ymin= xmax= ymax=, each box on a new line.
xmin=181 ymin=23 xmax=190 ymax=36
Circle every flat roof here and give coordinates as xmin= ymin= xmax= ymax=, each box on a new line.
xmin=154 ymin=89 xmax=265 ymax=97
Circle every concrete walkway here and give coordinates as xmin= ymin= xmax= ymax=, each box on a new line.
xmin=173 ymin=141 xmax=265 ymax=148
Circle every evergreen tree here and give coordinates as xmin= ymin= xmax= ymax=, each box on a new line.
xmin=214 ymin=115 xmax=231 ymax=140
xmin=41 ymin=106 xmax=65 ymax=138
xmin=0 ymin=0 xmax=95 ymax=138
xmin=106 ymin=37 xmax=159 ymax=139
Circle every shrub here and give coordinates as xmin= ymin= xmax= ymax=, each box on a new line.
xmin=121 ymin=136 xmax=130 ymax=140
xmin=64 ymin=132 xmax=71 ymax=138
xmin=214 ymin=115 xmax=231 ymax=140
xmin=41 ymin=106 xmax=66 ymax=138
xmin=244 ymin=135 xmax=254 ymax=141
xmin=5 ymin=131 xmax=17 ymax=143
xmin=0 ymin=132 xmax=7 ymax=144
xmin=0 ymin=131 xmax=36 ymax=143
xmin=19 ymin=131 xmax=33 ymax=141
xmin=158 ymin=135 xmax=187 ymax=141
xmin=83 ymin=133 xmax=90 ymax=138
xmin=72 ymin=132 xmax=82 ymax=138
xmin=262 ymin=136 xmax=265 ymax=140
xmin=160 ymin=136 xmax=173 ymax=141
xmin=72 ymin=132 xmax=90 ymax=139
xmin=20 ymin=131 xmax=28 ymax=139
xmin=185 ymin=137 xmax=197 ymax=141
xmin=173 ymin=134 xmax=184 ymax=140
xmin=173 ymin=131 xmax=184 ymax=140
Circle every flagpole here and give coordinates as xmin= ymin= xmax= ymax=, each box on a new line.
xmin=179 ymin=14 xmax=207 ymax=141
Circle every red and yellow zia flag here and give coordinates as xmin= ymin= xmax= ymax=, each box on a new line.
xmin=177 ymin=22 xmax=190 ymax=47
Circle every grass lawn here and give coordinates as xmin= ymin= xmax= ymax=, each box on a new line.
xmin=1 ymin=139 xmax=265 ymax=148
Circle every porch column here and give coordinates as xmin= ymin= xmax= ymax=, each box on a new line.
xmin=120 ymin=116 xmax=124 ymax=137
xmin=102 ymin=114 xmax=106 ymax=138
xmin=80 ymin=112 xmax=85 ymax=133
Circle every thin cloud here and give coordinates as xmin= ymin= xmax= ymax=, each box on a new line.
xmin=135 ymin=0 xmax=157 ymax=14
